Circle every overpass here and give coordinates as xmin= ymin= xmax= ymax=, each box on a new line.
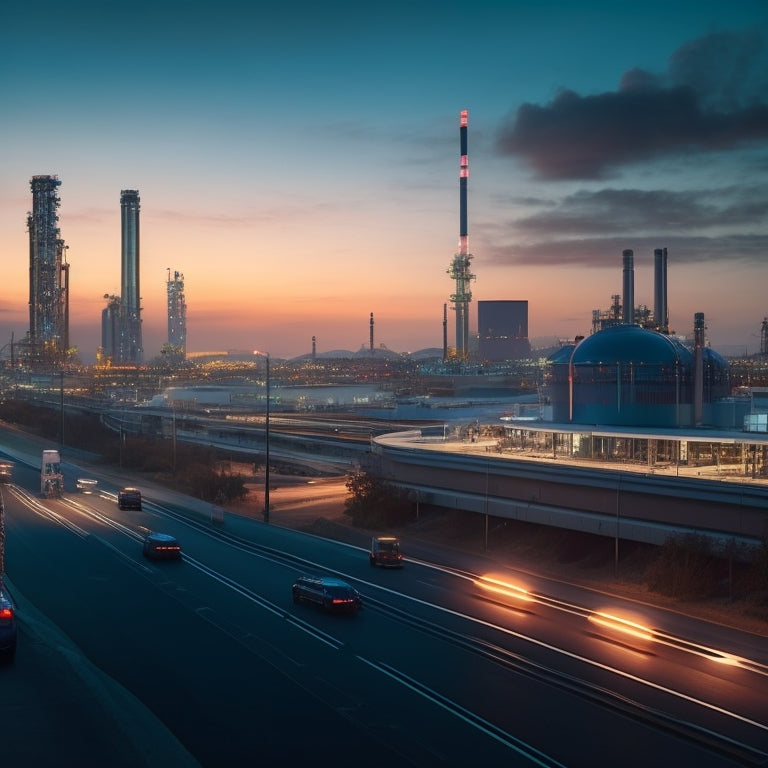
xmin=371 ymin=429 xmax=768 ymax=557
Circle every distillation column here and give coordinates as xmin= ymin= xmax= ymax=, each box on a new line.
xmin=166 ymin=269 xmax=187 ymax=356
xmin=120 ymin=189 xmax=142 ymax=364
xmin=27 ymin=174 xmax=68 ymax=364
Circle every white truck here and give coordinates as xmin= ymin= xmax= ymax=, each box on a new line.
xmin=41 ymin=449 xmax=63 ymax=498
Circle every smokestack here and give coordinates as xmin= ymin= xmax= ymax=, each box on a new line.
xmin=622 ymin=249 xmax=634 ymax=324
xmin=370 ymin=312 xmax=374 ymax=354
xmin=459 ymin=110 xmax=468 ymax=254
xmin=447 ymin=110 xmax=474 ymax=360
xmin=654 ymin=247 xmax=668 ymax=334
xmin=312 ymin=335 xmax=316 ymax=359
xmin=694 ymin=312 xmax=705 ymax=426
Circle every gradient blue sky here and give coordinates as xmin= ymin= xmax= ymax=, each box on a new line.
xmin=2 ymin=0 xmax=767 ymax=361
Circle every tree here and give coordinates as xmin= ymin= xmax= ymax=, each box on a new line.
xmin=344 ymin=469 xmax=413 ymax=528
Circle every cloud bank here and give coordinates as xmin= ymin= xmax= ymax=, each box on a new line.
xmin=497 ymin=29 xmax=768 ymax=180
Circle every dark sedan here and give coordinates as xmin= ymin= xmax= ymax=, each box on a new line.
xmin=118 ymin=487 xmax=143 ymax=510
xmin=292 ymin=575 xmax=362 ymax=613
xmin=142 ymin=533 xmax=182 ymax=561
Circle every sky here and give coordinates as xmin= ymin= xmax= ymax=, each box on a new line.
xmin=1 ymin=0 xmax=767 ymax=362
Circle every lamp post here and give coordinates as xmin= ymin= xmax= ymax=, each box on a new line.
xmin=615 ymin=473 xmax=622 ymax=576
xmin=265 ymin=354 xmax=271 ymax=522
xmin=59 ymin=370 xmax=64 ymax=451
xmin=257 ymin=352 xmax=270 ymax=524
xmin=172 ymin=407 xmax=177 ymax=474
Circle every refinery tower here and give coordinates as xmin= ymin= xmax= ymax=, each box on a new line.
xmin=27 ymin=175 xmax=70 ymax=365
xmin=166 ymin=268 xmax=187 ymax=358
xmin=119 ymin=189 xmax=142 ymax=364
xmin=447 ymin=110 xmax=475 ymax=361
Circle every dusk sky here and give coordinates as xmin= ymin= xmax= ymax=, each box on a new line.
xmin=2 ymin=0 xmax=767 ymax=362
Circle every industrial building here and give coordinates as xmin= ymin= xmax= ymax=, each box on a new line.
xmin=25 ymin=175 xmax=70 ymax=366
xmin=477 ymin=300 xmax=531 ymax=361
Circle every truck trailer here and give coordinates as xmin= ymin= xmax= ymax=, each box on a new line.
xmin=41 ymin=450 xmax=63 ymax=498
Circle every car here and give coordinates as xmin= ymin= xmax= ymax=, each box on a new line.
xmin=369 ymin=536 xmax=403 ymax=568
xmin=76 ymin=478 xmax=98 ymax=494
xmin=117 ymin=487 xmax=142 ymax=510
xmin=292 ymin=575 xmax=362 ymax=613
xmin=0 ymin=584 xmax=18 ymax=662
xmin=142 ymin=532 xmax=182 ymax=560
xmin=0 ymin=462 xmax=12 ymax=484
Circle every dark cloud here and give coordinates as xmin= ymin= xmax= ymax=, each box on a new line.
xmin=511 ymin=185 xmax=768 ymax=236
xmin=479 ymin=180 xmax=768 ymax=271
xmin=480 ymin=233 xmax=768 ymax=270
xmin=668 ymin=30 xmax=768 ymax=112
xmin=496 ymin=29 xmax=768 ymax=179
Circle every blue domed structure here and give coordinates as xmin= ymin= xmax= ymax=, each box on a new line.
xmin=571 ymin=325 xmax=690 ymax=367
xmin=544 ymin=325 xmax=731 ymax=427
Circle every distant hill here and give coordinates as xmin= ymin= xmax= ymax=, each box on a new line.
xmin=288 ymin=347 xmax=444 ymax=362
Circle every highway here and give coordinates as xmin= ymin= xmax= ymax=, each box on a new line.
xmin=2 ymin=454 xmax=768 ymax=766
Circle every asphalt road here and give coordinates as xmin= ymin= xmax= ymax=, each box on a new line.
xmin=2 ymin=437 xmax=768 ymax=767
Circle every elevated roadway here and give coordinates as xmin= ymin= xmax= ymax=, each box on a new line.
xmin=372 ymin=430 xmax=768 ymax=554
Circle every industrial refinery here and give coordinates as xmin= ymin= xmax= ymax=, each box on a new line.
xmin=3 ymin=112 xmax=768 ymax=440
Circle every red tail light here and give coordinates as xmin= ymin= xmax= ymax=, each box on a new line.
xmin=0 ymin=607 xmax=13 ymax=620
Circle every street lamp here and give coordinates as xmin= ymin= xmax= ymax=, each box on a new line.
xmin=615 ymin=473 xmax=622 ymax=575
xmin=59 ymin=370 xmax=64 ymax=451
xmin=171 ymin=406 xmax=177 ymax=474
xmin=254 ymin=350 xmax=271 ymax=524
xmin=264 ymin=353 xmax=270 ymax=523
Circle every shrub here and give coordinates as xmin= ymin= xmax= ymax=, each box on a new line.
xmin=175 ymin=463 xmax=249 ymax=504
xmin=645 ymin=533 xmax=721 ymax=599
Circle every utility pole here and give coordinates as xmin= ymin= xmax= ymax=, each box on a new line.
xmin=263 ymin=353 xmax=270 ymax=524
xmin=59 ymin=370 xmax=64 ymax=451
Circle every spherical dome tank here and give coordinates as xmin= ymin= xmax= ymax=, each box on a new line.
xmin=571 ymin=325 xmax=692 ymax=367
xmin=568 ymin=325 xmax=694 ymax=427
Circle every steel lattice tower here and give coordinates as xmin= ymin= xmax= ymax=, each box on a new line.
xmin=27 ymin=175 xmax=69 ymax=365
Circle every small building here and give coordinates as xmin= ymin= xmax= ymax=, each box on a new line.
xmin=477 ymin=300 xmax=531 ymax=361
